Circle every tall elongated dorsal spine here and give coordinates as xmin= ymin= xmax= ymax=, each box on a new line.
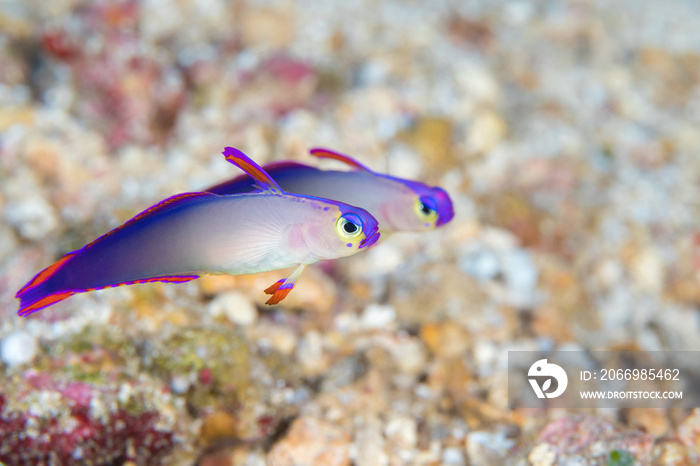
xmin=222 ymin=147 xmax=284 ymax=194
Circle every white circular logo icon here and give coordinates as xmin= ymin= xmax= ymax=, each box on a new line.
xmin=528 ymin=359 xmax=568 ymax=399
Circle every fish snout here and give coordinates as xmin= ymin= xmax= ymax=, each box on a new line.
xmin=436 ymin=206 xmax=454 ymax=226
xmin=434 ymin=187 xmax=455 ymax=226
xmin=359 ymin=225 xmax=380 ymax=249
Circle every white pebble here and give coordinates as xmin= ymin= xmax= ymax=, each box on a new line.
xmin=500 ymin=249 xmax=539 ymax=306
xmin=170 ymin=374 xmax=190 ymax=395
xmin=630 ymin=246 xmax=665 ymax=293
xmin=364 ymin=242 xmax=404 ymax=275
xmin=5 ymin=197 xmax=58 ymax=240
xmin=1 ymin=331 xmax=38 ymax=366
xmin=466 ymin=431 xmax=514 ymax=461
xmin=501 ymin=250 xmax=538 ymax=292
xmin=473 ymin=339 xmax=499 ymax=377
xmin=207 ymin=291 xmax=258 ymax=326
xmin=361 ymin=304 xmax=396 ymax=329
xmin=0 ymin=226 xmax=18 ymax=262
xmin=297 ymin=331 xmax=328 ymax=376
xmin=459 ymin=244 xmax=500 ymax=281
xmin=392 ymin=338 xmax=427 ymax=376
xmin=595 ymin=259 xmax=623 ymax=288
xmin=528 ymin=443 xmax=557 ymax=466
xmin=385 ymin=416 xmax=417 ymax=449
xmin=442 ymin=447 xmax=466 ymax=465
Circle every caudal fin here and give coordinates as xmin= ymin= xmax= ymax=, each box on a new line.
xmin=16 ymin=253 xmax=77 ymax=316
xmin=17 ymin=262 xmax=201 ymax=316
xmin=17 ymin=287 xmax=77 ymax=317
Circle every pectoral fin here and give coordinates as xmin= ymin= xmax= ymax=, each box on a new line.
xmin=264 ymin=264 xmax=306 ymax=305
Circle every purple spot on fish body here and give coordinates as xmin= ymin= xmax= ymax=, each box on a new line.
xmin=425 ymin=222 xmax=430 ymax=227
xmin=324 ymin=207 xmax=329 ymax=211
xmin=347 ymin=243 xmax=352 ymax=247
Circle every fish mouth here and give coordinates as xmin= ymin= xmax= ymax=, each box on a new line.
xmin=436 ymin=207 xmax=455 ymax=226
xmin=433 ymin=187 xmax=455 ymax=227
xmin=359 ymin=226 xmax=380 ymax=249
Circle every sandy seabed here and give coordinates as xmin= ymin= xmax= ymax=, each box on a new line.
xmin=0 ymin=0 xmax=699 ymax=464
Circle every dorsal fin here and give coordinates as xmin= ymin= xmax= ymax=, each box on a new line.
xmin=222 ymin=147 xmax=284 ymax=194
xmin=309 ymin=148 xmax=373 ymax=172
xmin=206 ymin=161 xmax=319 ymax=196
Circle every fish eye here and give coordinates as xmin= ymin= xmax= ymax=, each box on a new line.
xmin=343 ymin=222 xmax=358 ymax=234
xmin=415 ymin=196 xmax=438 ymax=221
xmin=337 ymin=213 xmax=363 ymax=239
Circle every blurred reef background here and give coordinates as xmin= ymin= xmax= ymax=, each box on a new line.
xmin=0 ymin=0 xmax=699 ymax=464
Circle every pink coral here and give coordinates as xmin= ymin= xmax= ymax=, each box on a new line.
xmin=0 ymin=374 xmax=177 ymax=464
xmin=39 ymin=0 xmax=184 ymax=150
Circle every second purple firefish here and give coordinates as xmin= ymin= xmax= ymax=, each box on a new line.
xmin=207 ymin=148 xmax=455 ymax=232
xmin=15 ymin=147 xmax=380 ymax=316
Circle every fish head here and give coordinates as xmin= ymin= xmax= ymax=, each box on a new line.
xmin=430 ymin=186 xmax=455 ymax=227
xmin=298 ymin=200 xmax=380 ymax=260
xmin=379 ymin=177 xmax=455 ymax=231
xmin=336 ymin=207 xmax=381 ymax=251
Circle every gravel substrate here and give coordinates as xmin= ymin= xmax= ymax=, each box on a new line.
xmin=0 ymin=0 xmax=699 ymax=464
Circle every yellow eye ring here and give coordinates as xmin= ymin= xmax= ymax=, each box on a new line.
xmin=337 ymin=213 xmax=363 ymax=239
xmin=414 ymin=198 xmax=438 ymax=222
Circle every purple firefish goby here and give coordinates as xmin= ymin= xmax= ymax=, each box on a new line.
xmin=15 ymin=148 xmax=380 ymax=316
xmin=206 ymin=148 xmax=455 ymax=232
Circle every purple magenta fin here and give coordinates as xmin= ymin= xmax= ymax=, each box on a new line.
xmin=206 ymin=161 xmax=318 ymax=195
xmin=222 ymin=147 xmax=284 ymax=194
xmin=17 ymin=274 xmax=200 ymax=317
xmin=309 ymin=148 xmax=373 ymax=172
xmin=124 ymin=275 xmax=199 ymax=286
xmin=17 ymin=289 xmax=77 ymax=317
xmin=263 ymin=264 xmax=305 ymax=305
xmin=17 ymin=252 xmax=77 ymax=296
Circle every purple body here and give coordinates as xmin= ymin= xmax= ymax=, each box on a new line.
xmin=16 ymin=148 xmax=380 ymax=315
xmin=207 ymin=149 xmax=455 ymax=232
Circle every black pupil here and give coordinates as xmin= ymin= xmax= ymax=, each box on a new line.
xmin=420 ymin=203 xmax=431 ymax=214
xmin=343 ymin=221 xmax=358 ymax=234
